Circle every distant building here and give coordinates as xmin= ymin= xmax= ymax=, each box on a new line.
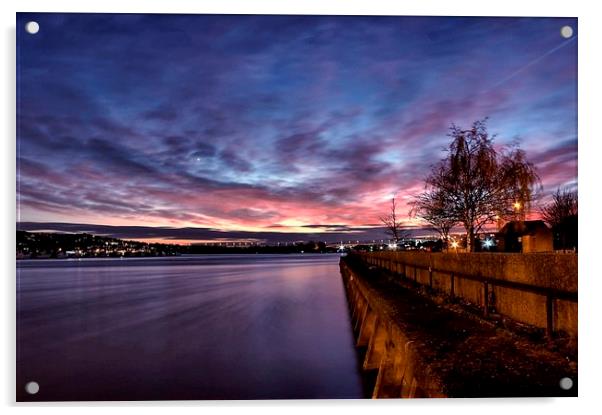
xmin=497 ymin=220 xmax=553 ymax=253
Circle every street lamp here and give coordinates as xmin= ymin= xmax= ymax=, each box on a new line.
xmin=513 ymin=201 xmax=525 ymax=221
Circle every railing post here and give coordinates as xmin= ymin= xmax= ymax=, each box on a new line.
xmin=450 ymin=273 xmax=455 ymax=300
xmin=483 ymin=280 xmax=489 ymax=317
xmin=428 ymin=266 xmax=433 ymax=290
xmin=546 ymin=295 xmax=555 ymax=338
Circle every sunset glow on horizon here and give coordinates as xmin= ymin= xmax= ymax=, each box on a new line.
xmin=17 ymin=14 xmax=577 ymax=243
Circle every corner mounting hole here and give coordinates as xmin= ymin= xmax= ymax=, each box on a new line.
xmin=560 ymin=25 xmax=573 ymax=39
xmin=25 ymin=381 xmax=39 ymax=395
xmin=559 ymin=377 xmax=573 ymax=390
xmin=25 ymin=21 xmax=40 ymax=35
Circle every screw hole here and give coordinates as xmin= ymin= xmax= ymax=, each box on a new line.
xmin=25 ymin=21 xmax=39 ymax=35
xmin=559 ymin=377 xmax=573 ymax=390
xmin=560 ymin=26 xmax=573 ymax=39
xmin=25 ymin=381 xmax=39 ymax=395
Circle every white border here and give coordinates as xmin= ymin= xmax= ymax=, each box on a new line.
xmin=2 ymin=1 xmax=601 ymax=414
xmin=6 ymin=0 xmax=585 ymax=17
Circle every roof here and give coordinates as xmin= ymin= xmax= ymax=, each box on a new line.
xmin=498 ymin=220 xmax=550 ymax=236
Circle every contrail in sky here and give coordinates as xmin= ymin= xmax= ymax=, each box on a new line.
xmin=488 ymin=36 xmax=577 ymax=91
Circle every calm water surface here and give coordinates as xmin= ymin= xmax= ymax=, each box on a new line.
xmin=17 ymin=254 xmax=364 ymax=401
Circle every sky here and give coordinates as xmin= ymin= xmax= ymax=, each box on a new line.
xmin=16 ymin=13 xmax=578 ymax=244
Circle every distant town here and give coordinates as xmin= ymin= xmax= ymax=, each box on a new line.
xmin=17 ymin=230 xmax=454 ymax=259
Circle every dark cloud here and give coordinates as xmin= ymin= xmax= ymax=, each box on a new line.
xmin=142 ymin=107 xmax=179 ymax=122
xmin=531 ymin=138 xmax=578 ymax=166
xmin=82 ymin=138 xmax=157 ymax=176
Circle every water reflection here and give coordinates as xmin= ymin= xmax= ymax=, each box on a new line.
xmin=17 ymin=254 xmax=364 ymax=401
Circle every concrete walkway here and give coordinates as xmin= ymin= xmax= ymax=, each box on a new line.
xmin=341 ymin=256 xmax=577 ymax=398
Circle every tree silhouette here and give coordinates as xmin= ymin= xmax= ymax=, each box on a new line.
xmin=416 ymin=119 xmax=540 ymax=251
xmin=542 ymin=187 xmax=577 ymax=250
xmin=410 ymin=185 xmax=457 ymax=245
xmin=380 ymin=197 xmax=408 ymax=243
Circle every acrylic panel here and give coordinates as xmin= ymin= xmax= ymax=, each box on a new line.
xmin=16 ymin=13 xmax=578 ymax=401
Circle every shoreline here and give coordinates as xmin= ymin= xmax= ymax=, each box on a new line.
xmin=16 ymin=252 xmax=343 ymax=260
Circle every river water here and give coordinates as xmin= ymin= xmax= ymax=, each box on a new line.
xmin=16 ymin=254 xmax=364 ymax=401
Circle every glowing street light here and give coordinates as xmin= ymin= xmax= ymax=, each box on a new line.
xmin=513 ymin=201 xmax=522 ymax=210
xmin=451 ymin=241 xmax=459 ymax=249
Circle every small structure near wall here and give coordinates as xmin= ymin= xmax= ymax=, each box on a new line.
xmin=497 ymin=220 xmax=553 ymax=253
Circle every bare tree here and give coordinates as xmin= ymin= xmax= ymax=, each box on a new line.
xmin=542 ymin=187 xmax=578 ymax=225
xmin=380 ymin=197 xmax=408 ymax=243
xmin=409 ymin=186 xmax=457 ymax=244
xmin=542 ymin=187 xmax=578 ymax=250
xmin=419 ymin=119 xmax=540 ymax=252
